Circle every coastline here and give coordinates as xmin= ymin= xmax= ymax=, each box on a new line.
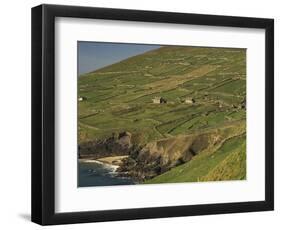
xmin=78 ymin=155 xmax=135 ymax=186
xmin=79 ymin=155 xmax=129 ymax=171
xmin=97 ymin=155 xmax=128 ymax=165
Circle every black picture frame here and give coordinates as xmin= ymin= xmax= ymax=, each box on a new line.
xmin=31 ymin=4 xmax=274 ymax=225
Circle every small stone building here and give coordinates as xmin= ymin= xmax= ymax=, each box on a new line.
xmin=240 ymin=98 xmax=246 ymax=109
xmin=78 ymin=96 xmax=87 ymax=101
xmin=184 ymin=98 xmax=195 ymax=104
xmin=152 ymin=97 xmax=167 ymax=104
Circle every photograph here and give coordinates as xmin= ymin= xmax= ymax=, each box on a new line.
xmin=77 ymin=42 xmax=247 ymax=187
xmin=30 ymin=3 xmax=274 ymax=225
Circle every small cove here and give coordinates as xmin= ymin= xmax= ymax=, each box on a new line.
xmin=78 ymin=160 xmax=135 ymax=187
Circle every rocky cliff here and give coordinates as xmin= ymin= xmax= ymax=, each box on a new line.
xmin=118 ymin=130 xmax=223 ymax=181
xmin=79 ymin=131 xmax=133 ymax=159
xmin=79 ymin=124 xmax=243 ymax=182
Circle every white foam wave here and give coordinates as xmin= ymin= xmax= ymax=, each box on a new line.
xmin=79 ymin=159 xmax=119 ymax=172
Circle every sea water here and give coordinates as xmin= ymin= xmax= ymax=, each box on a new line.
xmin=78 ymin=161 xmax=134 ymax=187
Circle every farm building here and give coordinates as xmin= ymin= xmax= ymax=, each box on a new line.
xmin=240 ymin=98 xmax=246 ymax=109
xmin=152 ymin=97 xmax=167 ymax=104
xmin=184 ymin=98 xmax=195 ymax=104
xmin=78 ymin=96 xmax=87 ymax=101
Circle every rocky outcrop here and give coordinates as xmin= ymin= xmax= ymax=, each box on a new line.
xmin=80 ymin=129 xmax=227 ymax=182
xmin=118 ymin=131 xmax=222 ymax=181
xmin=79 ymin=131 xmax=132 ymax=159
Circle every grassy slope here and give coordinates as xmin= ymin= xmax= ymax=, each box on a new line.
xmin=78 ymin=45 xmax=246 ymax=182
xmin=144 ymin=133 xmax=246 ymax=184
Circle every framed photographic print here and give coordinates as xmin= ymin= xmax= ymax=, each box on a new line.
xmin=31 ymin=4 xmax=274 ymax=225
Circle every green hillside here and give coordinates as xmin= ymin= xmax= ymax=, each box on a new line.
xmin=78 ymin=45 xmax=246 ymax=183
xmin=144 ymin=133 xmax=246 ymax=184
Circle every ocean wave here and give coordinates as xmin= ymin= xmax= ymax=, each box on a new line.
xmin=80 ymin=159 xmax=119 ymax=172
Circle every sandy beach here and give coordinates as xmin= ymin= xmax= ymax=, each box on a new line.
xmin=97 ymin=155 xmax=128 ymax=166
xmin=79 ymin=155 xmax=128 ymax=167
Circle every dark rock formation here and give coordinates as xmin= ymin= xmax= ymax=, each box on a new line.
xmin=118 ymin=132 xmax=217 ymax=182
xmin=80 ymin=130 xmax=222 ymax=182
xmin=79 ymin=131 xmax=132 ymax=159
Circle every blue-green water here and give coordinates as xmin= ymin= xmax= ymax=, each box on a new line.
xmin=78 ymin=161 xmax=134 ymax=187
